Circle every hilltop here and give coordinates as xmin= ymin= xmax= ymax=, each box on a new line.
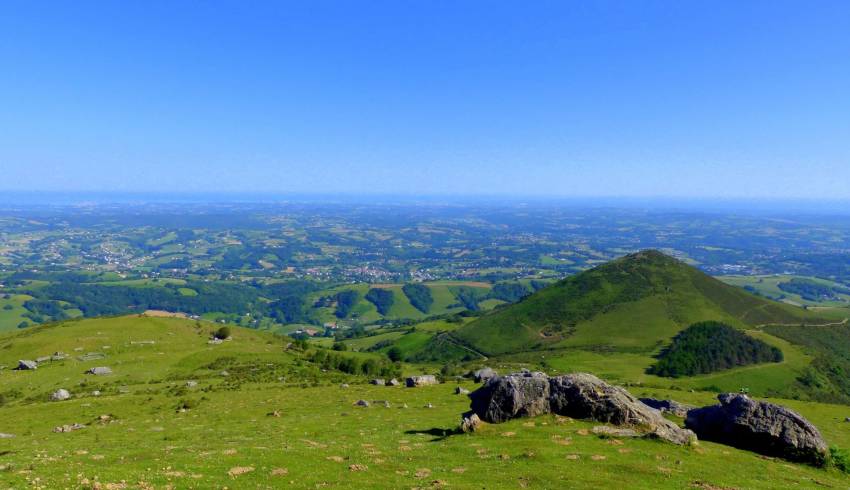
xmin=452 ymin=250 xmax=829 ymax=356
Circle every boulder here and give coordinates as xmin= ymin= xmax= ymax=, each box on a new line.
xmin=639 ymin=398 xmax=696 ymax=418
xmin=468 ymin=372 xmax=551 ymax=423
xmin=50 ymin=389 xmax=71 ymax=402
xmin=16 ymin=360 xmax=37 ymax=370
xmin=405 ymin=375 xmax=438 ymax=387
xmin=466 ymin=372 xmax=694 ymax=445
xmin=455 ymin=386 xmax=470 ymax=395
xmin=370 ymin=379 xmax=386 ymax=386
xmin=354 ymin=399 xmax=370 ymax=407
xmin=473 ymin=367 xmax=497 ymax=383
xmin=387 ymin=378 xmax=400 ymax=386
xmin=460 ymin=411 xmax=482 ymax=433
xmin=685 ymin=393 xmax=828 ymax=465
xmin=548 ymin=373 xmax=694 ymax=445
xmin=86 ymin=366 xmax=112 ymax=376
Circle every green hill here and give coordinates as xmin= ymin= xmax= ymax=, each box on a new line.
xmin=452 ymin=250 xmax=828 ymax=356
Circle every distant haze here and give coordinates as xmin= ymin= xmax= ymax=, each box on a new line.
xmin=1 ymin=2 xmax=849 ymax=199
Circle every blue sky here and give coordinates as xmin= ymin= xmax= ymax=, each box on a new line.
xmin=1 ymin=1 xmax=848 ymax=198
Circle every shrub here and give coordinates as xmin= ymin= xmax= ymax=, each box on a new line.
xmin=387 ymin=346 xmax=403 ymax=362
xmin=177 ymin=398 xmax=200 ymax=410
xmin=215 ymin=326 xmax=232 ymax=340
xmin=830 ymin=446 xmax=850 ymax=473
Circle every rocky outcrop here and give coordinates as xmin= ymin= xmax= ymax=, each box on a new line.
xmin=473 ymin=367 xmax=497 ymax=383
xmin=639 ymin=398 xmax=696 ymax=418
xmin=406 ymin=375 xmax=438 ymax=387
xmin=86 ymin=366 xmax=112 ymax=376
xmin=468 ymin=371 xmax=551 ymax=423
xmin=685 ymin=393 xmax=828 ymax=465
xmin=466 ymin=372 xmax=694 ymax=445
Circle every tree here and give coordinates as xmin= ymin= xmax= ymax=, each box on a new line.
xmin=365 ymin=288 xmax=394 ymax=315
xmin=402 ymin=283 xmax=433 ymax=313
xmin=387 ymin=346 xmax=403 ymax=362
xmin=215 ymin=326 xmax=232 ymax=339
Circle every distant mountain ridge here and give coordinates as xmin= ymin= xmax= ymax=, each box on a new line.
xmin=452 ymin=250 xmax=827 ymax=356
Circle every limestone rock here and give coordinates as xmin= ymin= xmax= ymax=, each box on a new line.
xmin=473 ymin=367 xmax=497 ymax=383
xmin=548 ymin=373 xmax=694 ymax=445
xmin=16 ymin=360 xmax=37 ymax=370
xmin=686 ymin=393 xmax=828 ymax=465
xmin=468 ymin=372 xmax=551 ymax=423
xmin=406 ymin=375 xmax=438 ymax=387
xmin=50 ymin=389 xmax=71 ymax=401
xmin=639 ymin=398 xmax=696 ymax=418
xmin=460 ymin=411 xmax=482 ymax=433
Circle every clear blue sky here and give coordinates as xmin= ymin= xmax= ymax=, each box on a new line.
xmin=1 ymin=1 xmax=849 ymax=198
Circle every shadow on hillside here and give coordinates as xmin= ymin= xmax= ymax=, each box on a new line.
xmin=404 ymin=427 xmax=463 ymax=442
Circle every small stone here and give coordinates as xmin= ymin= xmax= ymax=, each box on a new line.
xmin=50 ymin=389 xmax=71 ymax=401
xmin=460 ymin=411 xmax=482 ymax=433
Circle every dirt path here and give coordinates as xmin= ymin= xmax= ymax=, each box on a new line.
xmin=442 ymin=334 xmax=488 ymax=360
xmin=755 ymin=317 xmax=848 ymax=328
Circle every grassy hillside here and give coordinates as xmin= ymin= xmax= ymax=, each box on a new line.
xmin=453 ymin=250 xmax=830 ymax=356
xmin=2 ymin=315 xmax=850 ymax=487
xmin=305 ymin=282 xmax=497 ymax=325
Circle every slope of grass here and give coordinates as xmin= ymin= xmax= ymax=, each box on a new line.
xmin=1 ymin=377 xmax=848 ymax=487
xmin=0 ymin=293 xmax=33 ymax=331
xmin=1 ymin=315 xmax=850 ymax=487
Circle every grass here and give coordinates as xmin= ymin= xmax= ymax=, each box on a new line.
xmin=1 ymin=315 xmax=850 ymax=487
xmin=306 ymin=282 xmax=493 ymax=325
xmin=720 ymin=274 xmax=850 ymax=307
xmin=0 ymin=293 xmax=33 ymax=332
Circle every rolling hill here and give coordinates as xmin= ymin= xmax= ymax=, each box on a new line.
xmin=452 ymin=250 xmax=832 ymax=356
